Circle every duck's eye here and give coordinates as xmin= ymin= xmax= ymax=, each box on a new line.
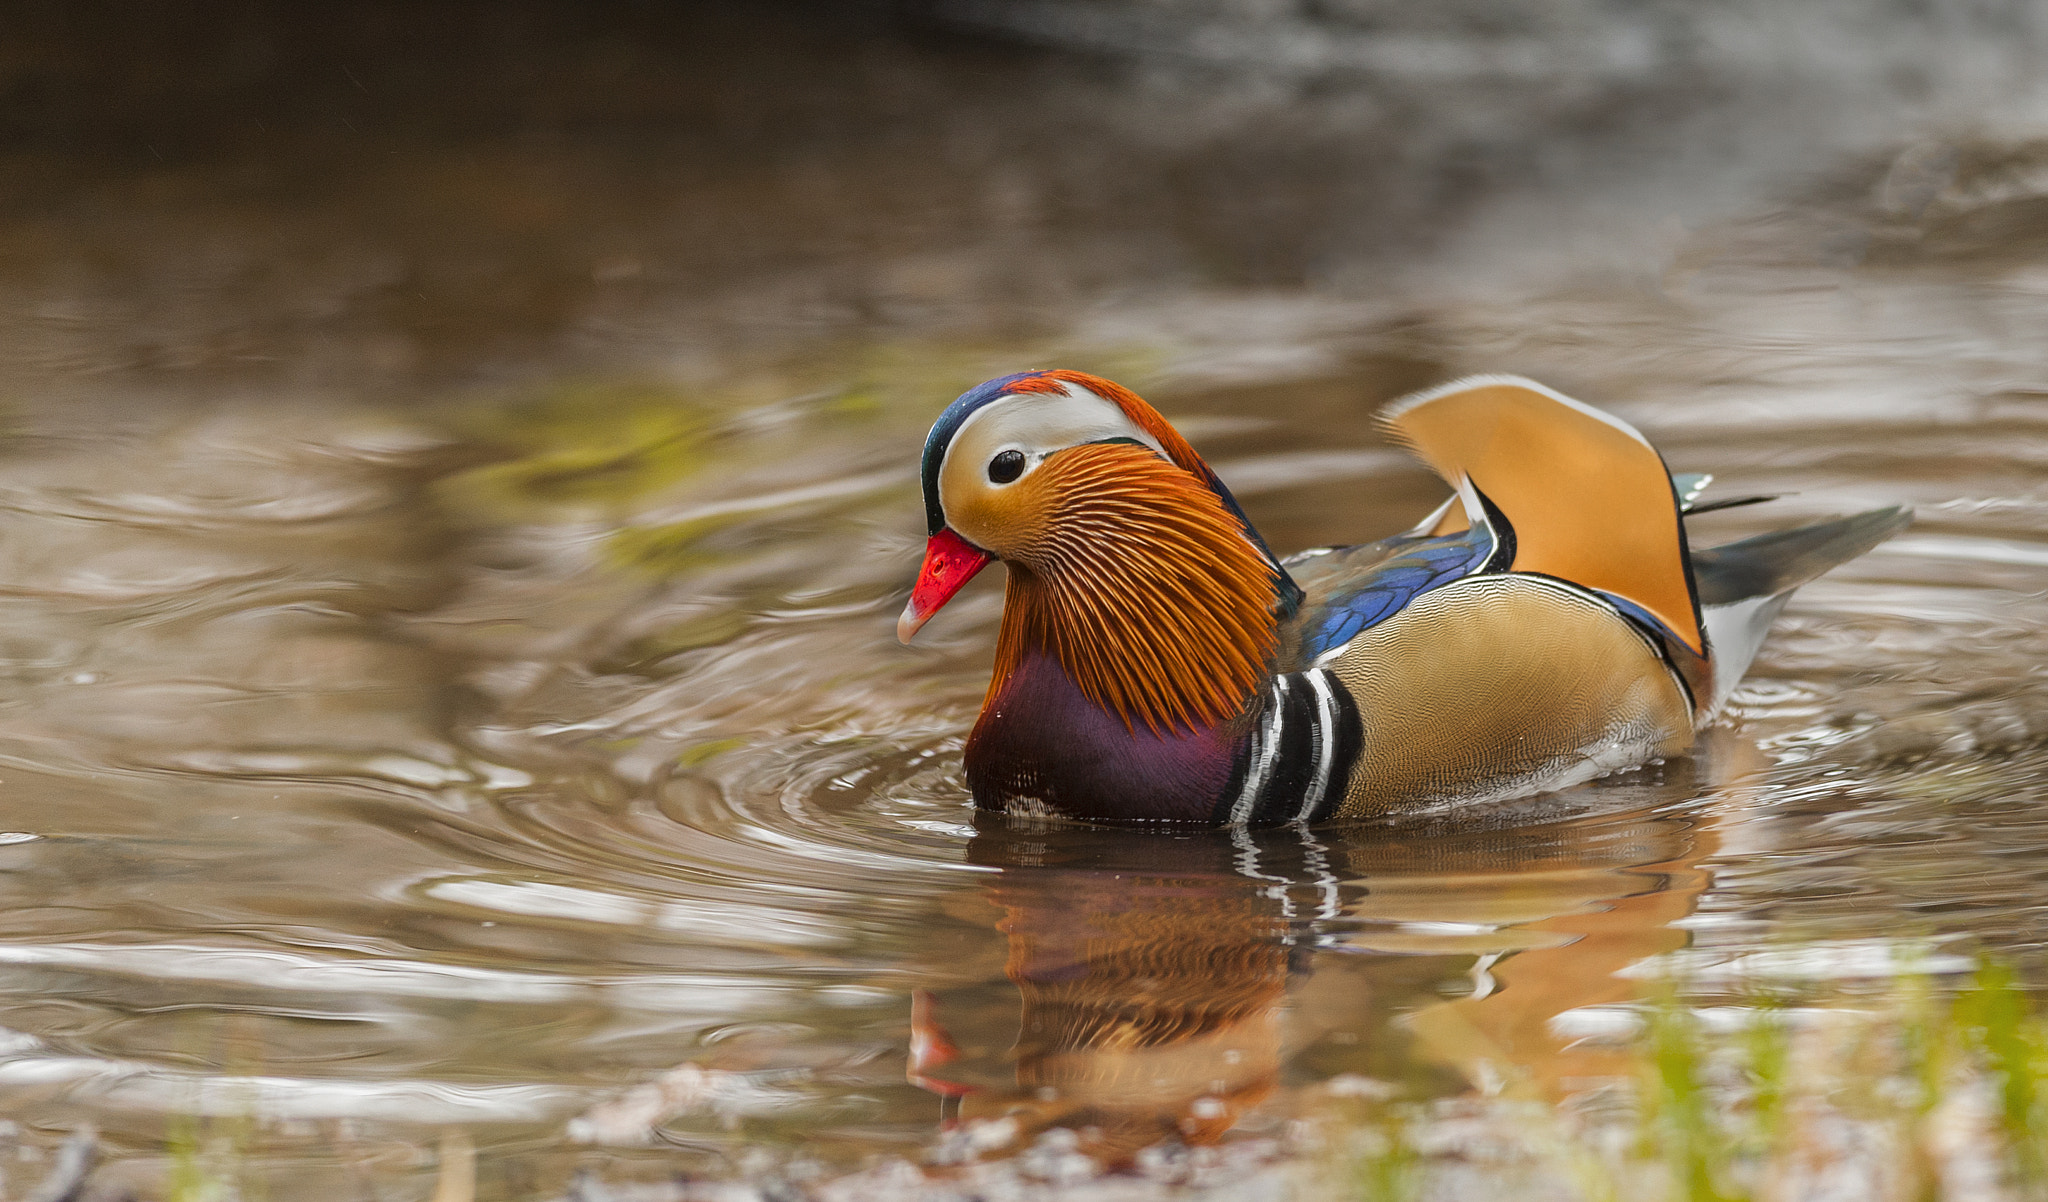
xmin=987 ymin=449 xmax=1026 ymax=484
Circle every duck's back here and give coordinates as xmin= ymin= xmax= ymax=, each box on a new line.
xmin=1316 ymin=573 xmax=1692 ymax=816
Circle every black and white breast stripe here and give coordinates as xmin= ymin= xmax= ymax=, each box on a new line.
xmin=1216 ymin=668 xmax=1363 ymax=827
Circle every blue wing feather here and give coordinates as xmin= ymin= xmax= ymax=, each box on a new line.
xmin=1290 ymin=526 xmax=1493 ymax=660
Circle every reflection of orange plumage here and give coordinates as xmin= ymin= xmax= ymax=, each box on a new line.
xmin=903 ymin=369 xmax=1909 ymax=824
xmin=907 ymin=824 xmax=1294 ymax=1167
xmin=1332 ymin=738 xmax=1757 ymax=1095
xmin=999 ymin=876 xmax=1286 ymax=1051
xmin=989 ymin=870 xmax=1287 ymax=1162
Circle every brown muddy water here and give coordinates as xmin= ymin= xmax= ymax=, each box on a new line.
xmin=2 ymin=3 xmax=2048 ymax=1199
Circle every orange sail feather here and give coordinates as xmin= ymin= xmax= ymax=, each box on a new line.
xmin=1380 ymin=377 xmax=1704 ymax=653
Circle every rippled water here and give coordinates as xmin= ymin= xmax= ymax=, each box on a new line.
xmin=2 ymin=5 xmax=2048 ymax=1199
xmin=1 ymin=249 xmax=2043 ymax=1194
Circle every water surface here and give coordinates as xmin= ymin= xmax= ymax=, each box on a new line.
xmin=0 ymin=5 xmax=2045 ymax=1198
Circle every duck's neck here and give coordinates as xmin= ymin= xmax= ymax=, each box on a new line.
xmin=966 ymin=643 xmax=1237 ymax=822
xmin=963 ymin=444 xmax=1285 ymax=821
xmin=987 ymin=563 xmax=1273 ymax=736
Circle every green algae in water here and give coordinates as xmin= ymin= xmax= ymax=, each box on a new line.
xmin=1958 ymin=960 xmax=2048 ymax=1190
xmin=435 ymin=379 xmax=715 ymax=517
xmin=1307 ymin=961 xmax=2048 ymax=1202
xmin=1644 ymin=993 xmax=1736 ymax=1202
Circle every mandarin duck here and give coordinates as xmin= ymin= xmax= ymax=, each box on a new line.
xmin=898 ymin=370 xmax=1908 ymax=826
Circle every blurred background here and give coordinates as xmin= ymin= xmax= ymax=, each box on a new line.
xmin=9 ymin=0 xmax=2046 ymax=395
xmin=2 ymin=3 xmax=2048 ymax=1199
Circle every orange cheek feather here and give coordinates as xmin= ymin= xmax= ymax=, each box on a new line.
xmin=898 ymin=526 xmax=995 ymax=643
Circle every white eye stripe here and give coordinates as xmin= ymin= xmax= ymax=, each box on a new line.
xmin=944 ymin=388 xmax=1164 ymax=474
xmin=937 ymin=383 xmax=1170 ymax=539
xmin=985 ymin=443 xmax=1099 ymax=481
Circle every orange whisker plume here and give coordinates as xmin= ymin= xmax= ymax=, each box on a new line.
xmin=991 ymin=442 xmax=1279 ymax=735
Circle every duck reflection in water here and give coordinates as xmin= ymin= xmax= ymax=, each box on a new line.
xmin=909 ymin=736 xmax=1757 ymax=1166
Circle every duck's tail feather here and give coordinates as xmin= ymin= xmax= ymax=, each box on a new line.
xmin=1692 ymin=506 xmax=1913 ymax=606
xmin=1694 ymin=505 xmax=1912 ymax=716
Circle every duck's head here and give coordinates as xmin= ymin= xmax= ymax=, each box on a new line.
xmin=900 ymin=369 xmax=1300 ymax=734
